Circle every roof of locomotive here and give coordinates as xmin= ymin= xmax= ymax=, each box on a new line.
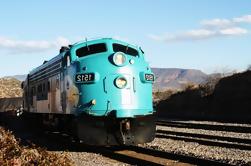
xmin=29 ymin=54 xmax=63 ymax=76
xmin=71 ymin=38 xmax=139 ymax=51
xmin=28 ymin=38 xmax=140 ymax=75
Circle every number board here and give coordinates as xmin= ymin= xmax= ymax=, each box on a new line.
xmin=75 ymin=73 xmax=95 ymax=83
xmin=145 ymin=74 xmax=154 ymax=81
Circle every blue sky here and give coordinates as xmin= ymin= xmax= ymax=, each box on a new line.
xmin=0 ymin=0 xmax=250 ymax=77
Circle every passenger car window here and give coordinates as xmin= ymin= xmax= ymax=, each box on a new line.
xmin=76 ymin=43 xmax=107 ymax=57
xmin=113 ymin=43 xmax=138 ymax=56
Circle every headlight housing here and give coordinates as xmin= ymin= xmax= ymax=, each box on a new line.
xmin=113 ymin=52 xmax=126 ymax=66
xmin=115 ymin=76 xmax=127 ymax=89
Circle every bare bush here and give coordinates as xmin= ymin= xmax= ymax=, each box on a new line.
xmin=247 ymin=65 xmax=251 ymax=71
xmin=183 ymin=83 xmax=198 ymax=91
xmin=199 ymin=75 xmax=221 ymax=96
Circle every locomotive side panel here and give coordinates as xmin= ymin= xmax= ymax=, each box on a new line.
xmin=25 ymin=54 xmax=64 ymax=114
xmin=49 ymin=74 xmax=62 ymax=113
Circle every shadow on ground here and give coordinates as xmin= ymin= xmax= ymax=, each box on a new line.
xmin=0 ymin=114 xmax=83 ymax=152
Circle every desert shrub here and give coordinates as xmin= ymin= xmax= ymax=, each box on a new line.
xmin=153 ymin=89 xmax=177 ymax=102
xmin=183 ymin=83 xmax=198 ymax=91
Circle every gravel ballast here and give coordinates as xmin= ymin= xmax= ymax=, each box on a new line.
xmin=157 ymin=125 xmax=251 ymax=140
xmin=142 ymin=137 xmax=251 ymax=165
xmin=139 ymin=121 xmax=251 ymax=165
xmin=55 ymin=151 xmax=129 ymax=166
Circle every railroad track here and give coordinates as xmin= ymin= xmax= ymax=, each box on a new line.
xmin=43 ymin=131 xmax=229 ymax=166
xmin=3 ymin=122 xmax=230 ymax=165
xmin=70 ymin=145 xmax=230 ymax=166
xmin=0 ymin=116 xmax=245 ymax=165
xmin=91 ymin=146 xmax=179 ymax=166
xmin=36 ymin=131 xmax=229 ymax=166
xmin=157 ymin=129 xmax=251 ymax=145
xmin=156 ymin=130 xmax=251 ymax=151
xmin=156 ymin=120 xmax=251 ymax=133
xmin=108 ymin=146 xmax=229 ymax=166
xmin=75 ymin=120 xmax=251 ymax=165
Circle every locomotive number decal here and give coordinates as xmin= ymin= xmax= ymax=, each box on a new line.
xmin=75 ymin=73 xmax=95 ymax=83
xmin=145 ymin=74 xmax=154 ymax=81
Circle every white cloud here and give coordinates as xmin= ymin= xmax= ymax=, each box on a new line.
xmin=149 ymin=29 xmax=215 ymax=42
xmin=55 ymin=36 xmax=70 ymax=47
xmin=149 ymin=14 xmax=250 ymax=43
xmin=165 ymin=29 xmax=216 ymax=41
xmin=233 ymin=15 xmax=251 ymax=23
xmin=0 ymin=36 xmax=70 ymax=54
xmin=201 ymin=18 xmax=234 ymax=28
xmin=219 ymin=27 xmax=248 ymax=35
xmin=149 ymin=27 xmax=247 ymax=42
xmin=183 ymin=29 xmax=216 ymax=39
xmin=148 ymin=29 xmax=216 ymax=42
xmin=201 ymin=15 xmax=251 ymax=28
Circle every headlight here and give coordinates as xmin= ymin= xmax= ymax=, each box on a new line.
xmin=115 ymin=77 xmax=127 ymax=89
xmin=113 ymin=52 xmax=126 ymax=66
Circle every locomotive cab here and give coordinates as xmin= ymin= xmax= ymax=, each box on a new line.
xmin=68 ymin=38 xmax=156 ymax=145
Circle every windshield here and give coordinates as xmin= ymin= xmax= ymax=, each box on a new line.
xmin=76 ymin=43 xmax=107 ymax=57
xmin=113 ymin=43 xmax=138 ymax=56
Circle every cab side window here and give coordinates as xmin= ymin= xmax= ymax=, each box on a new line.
xmin=63 ymin=53 xmax=71 ymax=67
xmin=76 ymin=43 xmax=107 ymax=57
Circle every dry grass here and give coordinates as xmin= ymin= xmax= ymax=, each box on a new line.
xmin=0 ymin=127 xmax=74 ymax=166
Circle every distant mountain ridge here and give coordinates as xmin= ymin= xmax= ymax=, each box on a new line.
xmin=3 ymin=75 xmax=27 ymax=81
xmin=152 ymin=68 xmax=209 ymax=91
xmin=2 ymin=68 xmax=209 ymax=91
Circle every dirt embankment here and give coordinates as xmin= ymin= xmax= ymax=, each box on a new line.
xmin=156 ymin=71 xmax=251 ymax=122
xmin=0 ymin=78 xmax=22 ymax=98
xmin=0 ymin=77 xmax=23 ymax=113
xmin=0 ymin=98 xmax=22 ymax=113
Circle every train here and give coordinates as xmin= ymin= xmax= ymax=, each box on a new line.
xmin=22 ymin=38 xmax=156 ymax=145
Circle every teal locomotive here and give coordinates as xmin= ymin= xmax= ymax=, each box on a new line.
xmin=22 ymin=38 xmax=155 ymax=145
